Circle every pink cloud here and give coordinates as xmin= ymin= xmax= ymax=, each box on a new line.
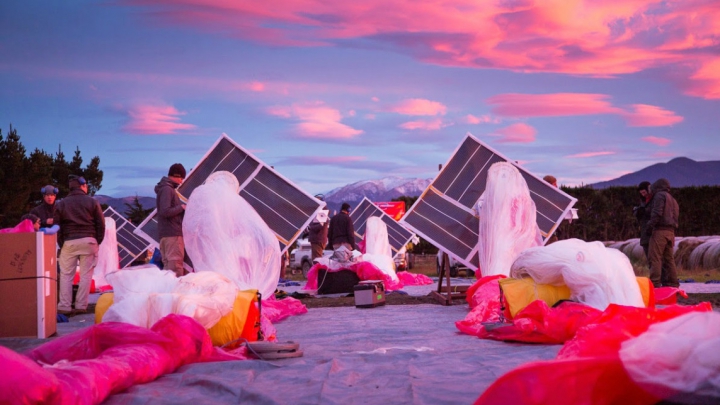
xmin=465 ymin=114 xmax=500 ymax=124
xmin=623 ymin=105 xmax=684 ymax=127
xmin=390 ymin=98 xmax=447 ymax=116
xmin=118 ymin=1 xmax=720 ymax=98
xmin=122 ymin=104 xmax=196 ymax=135
xmin=488 ymin=93 xmax=683 ymax=127
xmin=248 ymin=81 xmax=265 ymax=92
xmin=565 ymin=151 xmax=616 ymax=158
xmin=281 ymin=156 xmax=366 ymax=165
xmin=642 ymin=136 xmax=672 ymax=147
xmin=266 ymin=101 xmax=363 ymax=139
xmin=487 ymin=93 xmax=621 ymax=117
xmin=399 ymin=118 xmax=447 ymax=131
xmin=490 ymin=123 xmax=536 ymax=143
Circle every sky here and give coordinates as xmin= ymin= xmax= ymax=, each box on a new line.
xmin=1 ymin=0 xmax=719 ymax=198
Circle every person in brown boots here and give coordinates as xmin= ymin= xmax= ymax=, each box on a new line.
xmin=646 ymin=178 xmax=680 ymax=288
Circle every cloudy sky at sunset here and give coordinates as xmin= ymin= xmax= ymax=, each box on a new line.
xmin=1 ymin=0 xmax=718 ymax=197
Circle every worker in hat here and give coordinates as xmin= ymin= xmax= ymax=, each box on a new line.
xmin=155 ymin=163 xmax=187 ymax=277
xmin=30 ymin=184 xmax=59 ymax=228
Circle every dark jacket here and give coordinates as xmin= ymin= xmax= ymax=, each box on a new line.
xmin=634 ymin=195 xmax=653 ymax=245
xmin=155 ymin=176 xmax=184 ymax=238
xmin=30 ymin=202 xmax=55 ymax=228
xmin=308 ymin=221 xmax=329 ymax=246
xmin=328 ymin=211 xmax=356 ymax=249
xmin=53 ymin=188 xmax=105 ymax=247
xmin=647 ymin=178 xmax=679 ymax=234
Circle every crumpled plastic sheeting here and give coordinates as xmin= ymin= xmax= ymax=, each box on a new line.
xmin=261 ymin=295 xmax=308 ymax=323
xmin=620 ymin=311 xmax=720 ymax=398
xmin=456 ymin=276 xmax=505 ymax=336
xmin=94 ymin=217 xmax=118 ymax=289
xmin=362 ymin=217 xmax=398 ymax=282
xmin=103 ymin=267 xmax=237 ymax=329
xmin=0 ymin=218 xmax=35 ymax=233
xmin=0 ymin=315 xmax=246 ymax=405
xmin=475 ymin=304 xmax=714 ymax=405
xmin=304 ymin=262 xmax=404 ymax=291
xmin=477 ymin=162 xmax=542 ymax=277
xmin=510 ymin=238 xmax=645 ymax=310
xmin=396 ymin=271 xmax=433 ymax=286
xmin=183 ymin=170 xmax=280 ymax=299
xmin=654 ymin=286 xmax=688 ymax=305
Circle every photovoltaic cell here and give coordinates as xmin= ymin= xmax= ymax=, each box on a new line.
xmin=104 ymin=207 xmax=151 ymax=268
xmin=350 ymin=197 xmax=416 ymax=258
xmin=400 ymin=134 xmax=577 ymax=271
xmin=135 ymin=134 xmax=324 ymax=256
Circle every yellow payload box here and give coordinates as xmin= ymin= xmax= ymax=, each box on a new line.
xmin=499 ymin=277 xmax=652 ymax=318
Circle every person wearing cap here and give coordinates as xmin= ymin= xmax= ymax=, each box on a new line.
xmin=155 ymin=163 xmax=187 ymax=277
xmin=633 ymin=181 xmax=653 ymax=259
xmin=53 ymin=174 xmax=105 ymax=316
xmin=307 ymin=194 xmax=330 ymax=260
xmin=328 ymin=202 xmax=357 ymax=251
xmin=30 ymin=184 xmax=59 ymax=228
xmin=647 ymin=178 xmax=680 ymax=288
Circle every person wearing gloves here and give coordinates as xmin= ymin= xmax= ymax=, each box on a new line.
xmin=155 ymin=163 xmax=187 ymax=277
xmin=53 ymin=175 xmax=105 ymax=315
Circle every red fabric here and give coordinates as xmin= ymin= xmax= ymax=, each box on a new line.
xmin=396 ymin=271 xmax=433 ymax=285
xmin=304 ymin=262 xmax=404 ymax=291
xmin=0 ymin=315 xmax=247 ymax=405
xmin=262 ymin=295 xmax=308 ymax=323
xmin=455 ymin=276 xmax=506 ymax=336
xmin=0 ymin=219 xmax=35 ymax=234
xmin=653 ymin=286 xmax=687 ymax=305
xmin=73 ymin=271 xmax=96 ymax=293
xmin=475 ymin=356 xmax=662 ymax=405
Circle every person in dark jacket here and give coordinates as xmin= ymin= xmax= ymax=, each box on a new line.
xmin=646 ymin=178 xmax=680 ymax=288
xmin=327 ymin=202 xmax=357 ymax=251
xmin=30 ymin=184 xmax=58 ymax=228
xmin=308 ymin=194 xmax=329 ymax=260
xmin=54 ymin=175 xmax=105 ymax=315
xmin=155 ymin=163 xmax=187 ymax=277
xmin=633 ymin=181 xmax=653 ymax=259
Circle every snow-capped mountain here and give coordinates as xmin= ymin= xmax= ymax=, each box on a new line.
xmin=323 ymin=176 xmax=432 ymax=212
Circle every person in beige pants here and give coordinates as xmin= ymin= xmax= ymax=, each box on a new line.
xmin=53 ymin=175 xmax=105 ymax=315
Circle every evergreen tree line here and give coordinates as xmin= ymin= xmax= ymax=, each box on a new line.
xmin=0 ymin=126 xmax=103 ymax=228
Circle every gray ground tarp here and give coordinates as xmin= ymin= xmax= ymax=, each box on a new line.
xmin=104 ymin=304 xmax=559 ymax=405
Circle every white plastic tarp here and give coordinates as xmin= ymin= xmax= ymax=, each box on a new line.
xmin=183 ymin=171 xmax=281 ymax=299
xmin=510 ymin=238 xmax=645 ymax=310
xmin=362 ymin=216 xmax=398 ymax=282
xmin=94 ymin=217 xmax=119 ymax=288
xmin=477 ymin=162 xmax=542 ymax=277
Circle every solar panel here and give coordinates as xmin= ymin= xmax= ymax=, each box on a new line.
xmin=134 ymin=134 xmax=325 ymax=257
xmin=350 ymin=197 xmax=417 ymax=259
xmin=103 ymin=207 xmax=152 ymax=268
xmin=400 ymin=134 xmax=577 ymax=271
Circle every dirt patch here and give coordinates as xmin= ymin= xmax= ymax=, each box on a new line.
xmin=678 ymin=293 xmax=720 ymax=309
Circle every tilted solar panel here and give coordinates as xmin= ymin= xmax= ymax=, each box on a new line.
xmin=134 ymin=134 xmax=325 ymax=258
xmin=104 ymin=207 xmax=152 ymax=268
xmin=400 ymin=134 xmax=577 ymax=271
xmin=350 ymin=197 xmax=416 ymax=259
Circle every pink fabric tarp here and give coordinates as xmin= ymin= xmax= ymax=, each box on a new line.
xmin=304 ymin=262 xmax=431 ymax=291
xmin=0 ymin=314 xmax=247 ymax=405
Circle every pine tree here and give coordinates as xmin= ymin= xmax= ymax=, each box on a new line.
xmin=124 ymin=195 xmax=153 ymax=225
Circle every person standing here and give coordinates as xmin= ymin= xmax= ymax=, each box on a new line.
xmin=308 ymin=194 xmax=329 ymax=260
xmin=155 ymin=163 xmax=187 ymax=277
xmin=633 ymin=181 xmax=653 ymax=259
xmin=646 ymin=178 xmax=680 ymax=288
xmin=31 ymin=184 xmax=58 ymax=228
xmin=54 ymin=175 xmax=105 ymax=315
xmin=328 ymin=202 xmax=357 ymax=251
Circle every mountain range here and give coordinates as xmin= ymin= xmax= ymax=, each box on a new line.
xmin=590 ymin=157 xmax=720 ymax=188
xmin=95 ymin=157 xmax=719 ymax=217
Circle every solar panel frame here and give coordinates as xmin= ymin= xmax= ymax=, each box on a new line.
xmin=400 ymin=134 xmax=577 ymax=271
xmin=134 ymin=134 xmax=325 ymax=259
xmin=104 ymin=207 xmax=152 ymax=268
xmin=350 ymin=197 xmax=417 ymax=259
